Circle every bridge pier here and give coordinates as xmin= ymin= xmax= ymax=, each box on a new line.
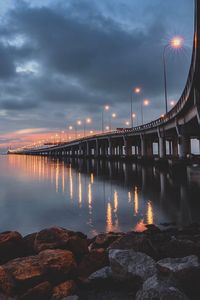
xmin=159 ymin=137 xmax=166 ymax=158
xmin=179 ymin=135 xmax=191 ymax=159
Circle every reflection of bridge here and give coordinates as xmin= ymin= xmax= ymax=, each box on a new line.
xmin=9 ymin=1 xmax=200 ymax=162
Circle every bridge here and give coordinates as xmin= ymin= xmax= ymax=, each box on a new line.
xmin=9 ymin=0 xmax=200 ymax=164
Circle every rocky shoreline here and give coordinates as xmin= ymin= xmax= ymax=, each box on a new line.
xmin=0 ymin=224 xmax=200 ymax=299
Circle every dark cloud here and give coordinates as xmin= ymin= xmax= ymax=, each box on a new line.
xmin=0 ymin=0 xmax=194 ymax=135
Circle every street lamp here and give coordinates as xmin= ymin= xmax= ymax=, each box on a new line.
xmin=76 ymin=120 xmax=82 ymax=139
xmin=141 ymin=99 xmax=150 ymax=125
xmin=109 ymin=113 xmax=117 ymax=131
xmin=163 ymin=36 xmax=184 ymax=114
xmin=102 ymin=105 xmax=110 ymax=133
xmin=84 ymin=118 xmax=92 ymax=137
xmin=131 ymin=87 xmax=141 ymax=128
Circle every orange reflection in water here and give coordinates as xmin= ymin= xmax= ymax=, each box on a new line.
xmin=78 ymin=173 xmax=82 ymax=208
xmin=134 ymin=186 xmax=139 ymax=216
xmin=106 ymin=203 xmax=113 ymax=232
xmin=134 ymin=219 xmax=146 ymax=232
xmin=147 ymin=201 xmax=154 ymax=224
xmin=90 ymin=173 xmax=94 ymax=184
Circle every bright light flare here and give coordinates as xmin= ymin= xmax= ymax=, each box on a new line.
xmin=170 ymin=100 xmax=175 ymax=106
xmin=69 ymin=126 xmax=73 ymax=130
xmin=134 ymin=87 xmax=141 ymax=94
xmin=112 ymin=113 xmax=117 ymax=118
xmin=143 ymin=99 xmax=150 ymax=106
xmin=77 ymin=120 xmax=82 ymax=125
xmin=125 ymin=121 xmax=130 ymax=126
xmin=86 ymin=118 xmax=92 ymax=123
xmin=170 ymin=36 xmax=184 ymax=49
xmin=132 ymin=113 xmax=136 ymax=118
xmin=105 ymin=105 xmax=110 ymax=111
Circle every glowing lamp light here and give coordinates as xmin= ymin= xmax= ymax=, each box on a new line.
xmin=77 ymin=120 xmax=82 ymax=125
xmin=125 ymin=121 xmax=130 ymax=126
xmin=90 ymin=130 xmax=94 ymax=134
xmin=143 ymin=99 xmax=150 ymax=106
xmin=134 ymin=87 xmax=141 ymax=94
xmin=170 ymin=36 xmax=184 ymax=49
xmin=105 ymin=105 xmax=110 ymax=111
xmin=170 ymin=100 xmax=175 ymax=106
xmin=69 ymin=126 xmax=73 ymax=130
xmin=112 ymin=113 xmax=117 ymax=118
xmin=86 ymin=118 xmax=91 ymax=123
xmin=105 ymin=126 xmax=110 ymax=130
xmin=132 ymin=113 xmax=136 ymax=118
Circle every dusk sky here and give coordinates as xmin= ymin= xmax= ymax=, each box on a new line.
xmin=0 ymin=0 xmax=194 ymax=150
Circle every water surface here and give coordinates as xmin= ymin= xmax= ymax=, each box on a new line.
xmin=0 ymin=155 xmax=200 ymax=236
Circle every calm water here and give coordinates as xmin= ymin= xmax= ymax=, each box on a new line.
xmin=0 ymin=155 xmax=200 ymax=236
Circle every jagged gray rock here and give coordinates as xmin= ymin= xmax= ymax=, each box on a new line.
xmin=109 ymin=249 xmax=156 ymax=281
xmin=157 ymin=255 xmax=200 ymax=275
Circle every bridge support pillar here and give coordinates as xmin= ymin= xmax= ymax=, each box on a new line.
xmin=86 ymin=142 xmax=90 ymax=156
xmin=140 ymin=135 xmax=146 ymax=157
xmin=179 ymin=135 xmax=191 ymax=159
xmin=95 ymin=139 xmax=99 ymax=157
xmin=124 ymin=139 xmax=132 ymax=157
xmin=159 ymin=137 xmax=166 ymax=158
xmin=108 ymin=139 xmax=113 ymax=156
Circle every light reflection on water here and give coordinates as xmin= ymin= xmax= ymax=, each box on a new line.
xmin=0 ymin=155 xmax=200 ymax=236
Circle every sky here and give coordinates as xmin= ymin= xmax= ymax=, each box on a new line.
xmin=0 ymin=0 xmax=194 ymax=151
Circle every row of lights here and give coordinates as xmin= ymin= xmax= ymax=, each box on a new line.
xmin=30 ymin=36 xmax=184 ymax=148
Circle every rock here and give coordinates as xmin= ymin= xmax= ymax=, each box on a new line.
xmin=39 ymin=249 xmax=77 ymax=279
xmin=51 ymin=280 xmax=76 ymax=299
xmin=88 ymin=266 xmax=112 ymax=281
xmin=136 ymin=287 xmax=189 ymax=300
xmin=5 ymin=256 xmax=43 ymax=288
xmin=142 ymin=274 xmax=175 ymax=291
xmin=0 ymin=231 xmax=23 ymax=264
xmin=109 ymin=232 xmax=158 ymax=259
xmin=157 ymin=255 xmax=200 ymax=299
xmin=0 ymin=266 xmax=15 ymax=295
xmin=159 ymin=239 xmax=200 ymax=258
xmin=78 ymin=249 xmax=109 ymax=279
xmin=19 ymin=281 xmax=52 ymax=300
xmin=34 ymin=227 xmax=70 ymax=252
xmin=90 ymin=233 xmax=121 ymax=250
xmin=109 ymin=249 xmax=156 ymax=281
xmin=22 ymin=233 xmax=37 ymax=256
xmin=157 ymin=255 xmax=200 ymax=275
xmin=67 ymin=236 xmax=88 ymax=259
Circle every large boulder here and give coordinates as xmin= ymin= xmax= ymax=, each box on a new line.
xmin=39 ymin=249 xmax=77 ymax=279
xmin=78 ymin=249 xmax=109 ymax=279
xmin=109 ymin=233 xmax=158 ymax=259
xmin=0 ymin=266 xmax=15 ymax=296
xmin=0 ymin=231 xmax=23 ymax=264
xmin=157 ymin=255 xmax=200 ymax=299
xmin=157 ymin=255 xmax=200 ymax=275
xmin=34 ymin=227 xmax=71 ymax=252
xmin=109 ymin=249 xmax=156 ymax=281
xmin=19 ymin=281 xmax=52 ymax=300
xmin=5 ymin=256 xmax=43 ymax=288
xmin=51 ymin=280 xmax=76 ymax=299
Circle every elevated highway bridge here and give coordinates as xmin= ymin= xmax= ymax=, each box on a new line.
xmin=9 ymin=0 xmax=200 ymax=164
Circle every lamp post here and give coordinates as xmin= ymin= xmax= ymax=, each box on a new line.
xmin=141 ymin=99 xmax=150 ymax=125
xmin=76 ymin=120 xmax=82 ymax=139
xmin=109 ymin=113 xmax=116 ymax=131
xmin=84 ymin=118 xmax=92 ymax=137
xmin=102 ymin=105 xmax=110 ymax=133
xmin=163 ymin=36 xmax=184 ymax=114
xmin=131 ymin=87 xmax=141 ymax=128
